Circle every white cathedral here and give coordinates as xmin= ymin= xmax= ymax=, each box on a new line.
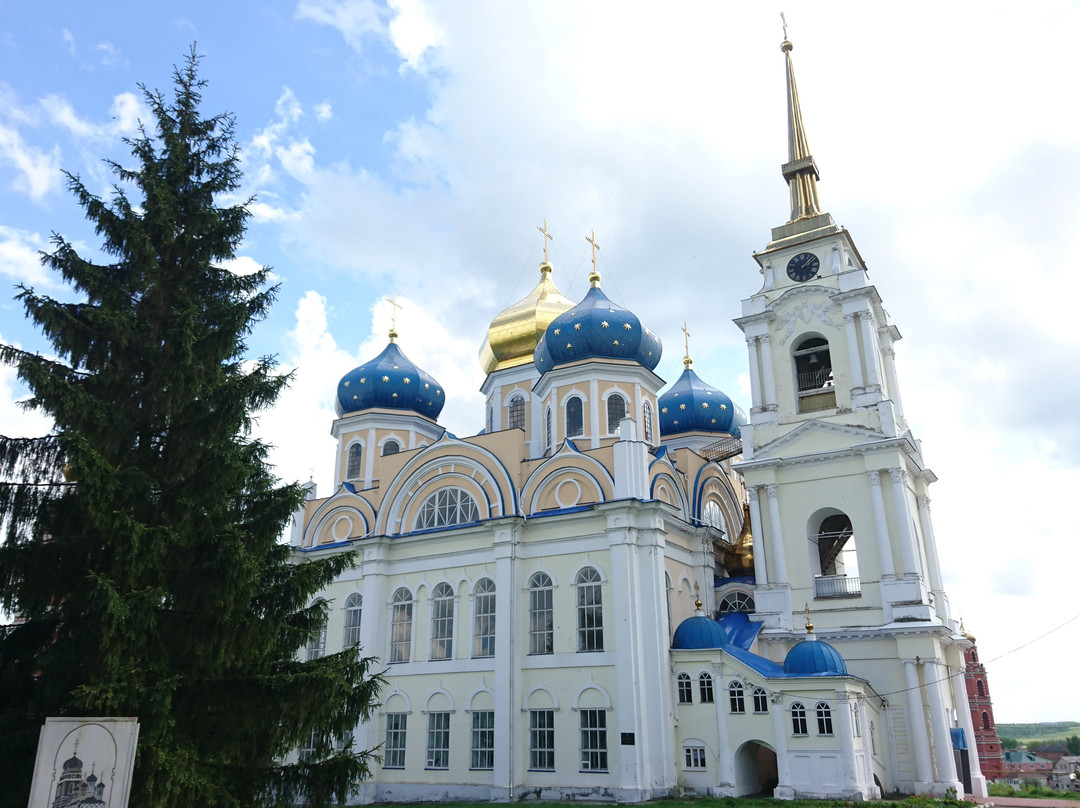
xmin=290 ymin=35 xmax=986 ymax=803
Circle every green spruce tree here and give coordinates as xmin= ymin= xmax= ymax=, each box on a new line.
xmin=0 ymin=50 xmax=382 ymax=808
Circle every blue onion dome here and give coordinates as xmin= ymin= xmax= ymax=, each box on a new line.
xmin=672 ymin=598 xmax=729 ymax=650
xmin=336 ymin=329 xmax=445 ymax=419
xmin=533 ymin=272 xmax=662 ymax=374
xmin=658 ymin=357 xmax=745 ymax=438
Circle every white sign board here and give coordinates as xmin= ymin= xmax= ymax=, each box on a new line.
xmin=25 ymin=717 xmax=139 ymax=808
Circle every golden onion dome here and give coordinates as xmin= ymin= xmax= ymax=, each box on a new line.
xmin=479 ymin=261 xmax=574 ymax=375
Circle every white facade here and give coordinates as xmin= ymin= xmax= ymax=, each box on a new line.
xmin=291 ymin=33 xmax=985 ymax=803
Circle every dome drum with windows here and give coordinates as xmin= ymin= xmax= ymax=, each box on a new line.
xmin=336 ymin=334 xmax=445 ymax=419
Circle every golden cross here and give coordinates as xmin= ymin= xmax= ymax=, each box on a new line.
xmin=537 ymin=219 xmax=554 ymax=262
xmin=385 ymin=292 xmax=402 ymax=332
xmin=681 ymin=321 xmax=691 ymax=359
xmin=586 ymin=230 xmax=600 ymax=274
xmin=781 ymin=11 xmax=788 ymax=40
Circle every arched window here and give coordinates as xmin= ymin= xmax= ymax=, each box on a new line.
xmin=472 ymin=578 xmax=496 ymax=658
xmin=642 ymin=400 xmax=654 ymax=443
xmin=752 ymin=687 xmax=769 ymax=713
xmin=306 ymin=601 xmax=327 ymax=661
xmin=982 ymin=711 xmax=991 ymax=731
xmin=699 ymin=672 xmax=714 ymax=703
xmin=606 ymin=393 xmax=626 ymax=434
xmin=389 ymin=588 xmax=413 ymax=663
xmin=382 ymin=439 xmax=400 ymax=456
xmin=791 ymin=702 xmax=808 ymax=735
xmin=566 ymin=396 xmax=584 ymax=438
xmin=703 ymin=501 xmax=727 ymax=534
xmin=415 ymin=488 xmax=480 ymax=530
xmin=677 ymin=673 xmax=693 ymax=704
xmin=508 ymin=394 xmax=526 ymax=431
xmin=717 ymin=590 xmax=755 ymax=615
xmin=976 ymin=680 xmax=985 ymax=698
xmin=728 ymin=681 xmax=745 ymax=713
xmin=343 ymin=593 xmax=362 ymax=648
xmin=545 ymin=407 xmax=552 ymax=452
xmin=812 ymin=512 xmax=861 ymax=599
xmin=528 ymin=572 xmax=554 ymax=654
xmin=429 ymin=582 xmax=454 ymax=660
xmin=576 ymin=567 xmax=603 ymax=652
xmin=816 ymin=701 xmax=833 ymax=735
xmin=794 ymin=336 xmax=835 ymax=413
xmin=346 ymin=443 xmax=363 ymax=480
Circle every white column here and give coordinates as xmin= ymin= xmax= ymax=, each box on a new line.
xmin=589 ymin=378 xmax=600 ymax=449
xmin=916 ymin=495 xmax=945 ymax=593
xmin=766 ymin=484 xmax=788 ymax=585
xmin=951 ymin=660 xmax=988 ymax=796
xmin=882 ymin=345 xmax=905 ymax=418
xmin=364 ymin=426 xmax=377 ymax=488
xmin=844 ymin=313 xmax=866 ymax=390
xmin=904 ymin=660 xmax=934 ymax=792
xmin=746 ymin=337 xmax=764 ymax=412
xmin=492 ymin=526 xmax=516 ymax=798
xmin=867 ymin=471 xmax=896 ymax=578
xmin=748 ymin=488 xmax=768 ymax=587
xmin=836 ymin=693 xmax=860 ymax=794
xmin=859 ymin=311 xmax=883 ymax=390
xmin=712 ymin=663 xmax=735 ymax=789
xmin=771 ymin=693 xmax=794 ymax=797
xmin=355 ymin=548 xmax=386 ymax=768
xmin=890 ymin=468 xmax=922 ymax=579
xmin=759 ymin=335 xmax=777 ymax=410
xmin=925 ymin=659 xmax=961 ymax=791
xmin=491 ymin=386 xmax=503 ymax=431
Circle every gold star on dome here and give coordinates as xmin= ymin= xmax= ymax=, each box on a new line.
xmin=436 ymin=389 xmax=442 ymax=396
xmin=360 ymin=378 xmax=366 ymax=384
xmin=653 ymin=336 xmax=659 ymax=343
xmin=644 ymin=328 xmax=650 ymax=336
xmin=711 ymin=418 xmax=717 ymax=424
xmin=612 ymin=339 xmax=620 ymax=346
xmin=554 ymin=328 xmax=561 ymax=335
xmin=673 ymin=393 xmax=679 ymax=397
xmin=359 ymin=366 xmax=365 ymax=371
xmin=574 ymin=323 xmax=581 ymax=330
xmin=706 ymin=391 xmax=712 ymax=395
xmin=702 ymin=402 xmax=709 ymax=409
xmin=566 ymin=342 xmax=573 ymax=349
xmin=673 ymin=420 xmax=679 ymax=427
xmin=403 ymin=377 xmax=411 ymax=384
xmin=382 ymin=375 xmax=390 ymax=382
xmin=608 ymin=308 xmax=614 ymax=313
xmin=679 ymin=403 xmax=686 ymax=410
xmin=601 ymin=320 xmax=609 ymax=328
xmin=392 ymin=392 xmax=398 ymax=398
xmin=623 ymin=323 xmax=632 ymax=330
xmin=344 ymin=380 xmax=350 ymax=387
xmin=720 ymin=404 xmax=727 ymax=410
xmin=424 ymin=383 xmax=429 ymax=389
xmin=661 ymin=407 xmax=668 ymax=414
xmin=647 ymin=351 xmax=652 ymax=357
xmin=392 ymin=364 xmax=399 ymax=369
xmin=353 ymin=395 xmax=358 ymax=400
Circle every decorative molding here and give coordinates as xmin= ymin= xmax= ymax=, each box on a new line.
xmin=774 ymin=293 xmax=842 ymax=345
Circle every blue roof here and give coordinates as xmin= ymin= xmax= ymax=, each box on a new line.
xmin=672 ymin=612 xmax=728 ymax=650
xmin=658 ymin=365 xmax=745 ymax=438
xmin=717 ymin=612 xmax=762 ymax=651
xmin=783 ymin=637 xmax=848 ymax=676
xmin=533 ymin=285 xmax=662 ymax=374
xmin=336 ymin=341 xmax=445 ymax=419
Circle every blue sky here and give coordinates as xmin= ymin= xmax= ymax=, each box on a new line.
xmin=2 ymin=1 xmax=1078 ymax=723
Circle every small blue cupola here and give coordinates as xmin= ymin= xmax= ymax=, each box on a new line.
xmin=783 ymin=611 xmax=848 ymax=675
xmin=336 ymin=329 xmax=445 ymax=419
xmin=672 ymin=596 xmax=729 ymax=650
xmin=658 ymin=357 xmax=745 ymax=438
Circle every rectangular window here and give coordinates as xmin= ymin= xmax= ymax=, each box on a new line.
xmin=471 ymin=710 xmax=494 ymax=770
xmin=473 ymin=580 xmax=496 ymax=658
xmin=390 ymin=599 xmax=412 ymax=663
xmin=699 ymin=674 xmax=714 ymax=704
xmin=528 ymin=582 xmax=554 ymax=655
xmin=753 ymin=688 xmax=769 ymax=714
xmin=528 ymin=709 xmax=555 ymax=771
xmin=426 ymin=711 xmax=450 ymax=769
xmin=677 ymin=675 xmax=693 ymax=704
xmin=384 ymin=713 xmax=407 ymax=768
xmin=579 ymin=709 xmax=608 ymax=772
xmin=684 ymin=745 xmax=707 ymax=770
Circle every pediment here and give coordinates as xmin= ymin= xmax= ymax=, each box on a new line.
xmin=751 ymin=419 xmax=886 ymax=460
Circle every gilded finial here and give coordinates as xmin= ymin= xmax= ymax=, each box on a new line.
xmin=693 ymin=581 xmax=702 ymax=611
xmin=586 ymin=230 xmax=601 ymax=286
xmin=804 ymin=602 xmax=814 ymax=634
xmin=681 ymin=321 xmax=693 ymax=368
xmin=779 ymin=15 xmax=823 ymax=223
xmin=385 ymin=292 xmax=403 ymax=343
xmin=537 ymin=219 xmax=555 ymax=264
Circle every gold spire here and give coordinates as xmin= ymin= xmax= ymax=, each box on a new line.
xmin=586 ymin=230 xmax=601 ymax=286
xmin=693 ymin=581 xmax=703 ymax=611
xmin=681 ymin=321 xmax=693 ymax=368
xmin=780 ymin=23 xmax=822 ymax=223
xmin=385 ymin=292 xmax=402 ymax=343
xmin=537 ymin=219 xmax=554 ymax=263
xmin=804 ymin=602 xmax=814 ymax=634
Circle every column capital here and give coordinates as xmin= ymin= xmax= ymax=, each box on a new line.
xmin=843 ymin=312 xmax=857 ymax=324
xmin=889 ymin=467 xmax=906 ymax=484
xmin=766 ymin=483 xmax=778 ymax=499
xmin=748 ymin=487 xmax=760 ymax=503
xmin=917 ymin=495 xmax=931 ymax=509
xmin=883 ymin=347 xmax=896 ymax=359
xmin=770 ymin=692 xmax=786 ymax=705
xmin=867 ymin=469 xmax=882 ymax=487
xmin=760 ymin=333 xmax=772 ymax=345
xmin=745 ymin=336 xmax=758 ymax=348
xmin=862 ymin=309 xmax=879 ymax=328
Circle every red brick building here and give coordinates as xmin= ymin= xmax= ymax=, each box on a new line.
xmin=964 ymin=639 xmax=1005 ymax=780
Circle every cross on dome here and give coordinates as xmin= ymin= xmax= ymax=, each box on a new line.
xmin=586 ymin=229 xmax=601 ymax=286
xmin=385 ymin=292 xmax=402 ymax=342
xmin=537 ymin=219 xmax=554 ymax=263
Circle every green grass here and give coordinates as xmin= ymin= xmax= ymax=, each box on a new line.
xmin=989 ymin=783 xmax=1080 ymax=801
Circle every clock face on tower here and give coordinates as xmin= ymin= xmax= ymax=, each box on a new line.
xmin=786 ymin=252 xmax=820 ymax=282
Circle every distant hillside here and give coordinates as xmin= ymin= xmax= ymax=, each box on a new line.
xmin=997 ymin=722 xmax=1080 ymax=744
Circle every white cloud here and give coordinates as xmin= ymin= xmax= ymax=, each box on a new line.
xmin=0 ymin=335 xmax=53 ymax=439
xmin=0 ymin=225 xmax=52 ymax=288
xmin=96 ymin=42 xmax=122 ymax=68
xmin=0 ymin=123 xmax=60 ymax=200
xmin=61 ymin=29 xmax=75 ymax=57
xmin=387 ymin=0 xmax=443 ymax=74
xmin=314 ymin=101 xmax=333 ymax=122
xmin=221 ymin=255 xmax=266 ymax=277
xmin=295 ymin=0 xmax=387 ymax=52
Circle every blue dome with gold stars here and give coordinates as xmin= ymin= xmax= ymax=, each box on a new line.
xmin=533 ymin=284 xmax=662 ymax=374
xmin=336 ymin=337 xmax=444 ymax=419
xmin=658 ymin=363 xmax=744 ymax=437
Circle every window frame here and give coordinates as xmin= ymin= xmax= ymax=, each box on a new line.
xmin=606 ymin=393 xmax=626 ymax=434
xmin=507 ymin=394 xmax=526 ymax=431
xmin=470 ymin=710 xmax=495 ymax=770
xmin=426 ymin=711 xmax=451 ymax=769
xmin=699 ymin=672 xmax=715 ymax=704
xmin=414 ymin=487 xmax=481 ymax=530
xmin=528 ymin=709 xmax=556 ymax=771
xmin=343 ymin=593 xmax=362 ymax=648
xmin=575 ymin=567 xmax=603 ymax=652
xmin=384 ymin=712 xmax=407 ymax=769
xmin=381 ymin=439 xmax=400 ymax=456
xmin=684 ymin=745 xmax=707 ymax=770
xmin=389 ymin=587 xmax=413 ymax=663
xmin=728 ymin=680 xmax=745 ymax=714
xmin=579 ymin=709 xmax=608 ymax=772
xmin=346 ymin=442 xmax=363 ymax=480
xmin=472 ymin=577 xmax=496 ymax=658
xmin=306 ymin=601 xmax=327 ymax=661
xmin=565 ymin=396 xmax=584 ymax=438
xmin=643 ymin=400 xmax=654 ymax=443
xmin=791 ymin=701 xmax=808 ymax=736
xmin=429 ymin=582 xmax=455 ymax=661
xmin=677 ymin=673 xmax=693 ymax=704
xmin=752 ymin=687 xmax=769 ymax=714
xmin=528 ymin=572 xmax=554 ymax=655
xmin=816 ymin=701 xmax=834 ymax=735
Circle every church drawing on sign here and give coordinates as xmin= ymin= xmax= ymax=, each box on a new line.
xmin=291 ymin=35 xmax=989 ymax=802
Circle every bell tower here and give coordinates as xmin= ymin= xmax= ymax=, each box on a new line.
xmin=733 ymin=31 xmax=984 ymax=797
